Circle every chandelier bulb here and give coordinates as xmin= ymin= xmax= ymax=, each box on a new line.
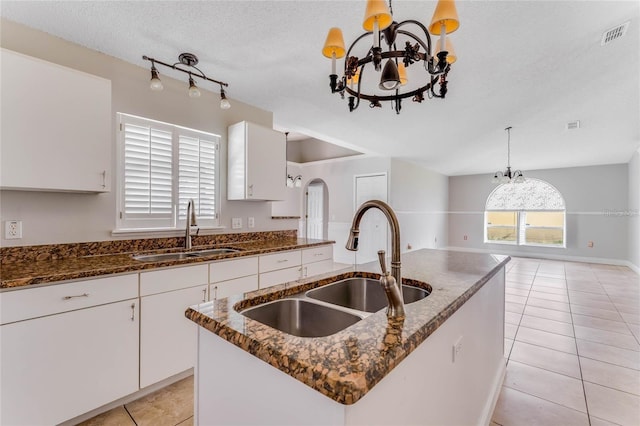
xmin=220 ymin=88 xmax=231 ymax=110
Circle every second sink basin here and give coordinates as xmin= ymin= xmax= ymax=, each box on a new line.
xmin=306 ymin=277 xmax=430 ymax=313
xmin=132 ymin=252 xmax=200 ymax=262
xmin=241 ymin=299 xmax=362 ymax=338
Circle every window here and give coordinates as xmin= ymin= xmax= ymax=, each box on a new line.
xmin=485 ymin=178 xmax=566 ymax=248
xmin=117 ymin=113 xmax=220 ymax=230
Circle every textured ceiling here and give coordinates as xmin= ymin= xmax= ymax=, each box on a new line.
xmin=1 ymin=1 xmax=638 ymax=176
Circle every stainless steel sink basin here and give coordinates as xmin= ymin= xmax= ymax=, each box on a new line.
xmin=132 ymin=252 xmax=200 ymax=262
xmin=193 ymin=248 xmax=240 ymax=256
xmin=306 ymin=277 xmax=430 ymax=313
xmin=240 ymin=299 xmax=362 ymax=338
xmin=132 ymin=248 xmax=239 ymax=262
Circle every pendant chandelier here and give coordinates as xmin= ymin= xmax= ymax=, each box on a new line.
xmin=492 ymin=127 xmax=525 ymax=184
xmin=322 ymin=0 xmax=460 ymax=114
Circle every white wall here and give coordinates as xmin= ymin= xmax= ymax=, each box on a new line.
xmin=297 ymin=156 xmax=449 ymax=264
xmin=448 ymin=164 xmax=630 ymax=264
xmin=0 ymin=19 xmax=294 ymax=247
xmin=628 ymin=149 xmax=640 ymax=271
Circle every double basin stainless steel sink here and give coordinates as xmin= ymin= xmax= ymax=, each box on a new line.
xmin=132 ymin=248 xmax=240 ymax=262
xmin=240 ymin=277 xmax=430 ymax=338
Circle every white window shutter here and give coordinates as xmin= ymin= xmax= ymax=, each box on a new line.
xmin=178 ymin=134 xmax=218 ymax=220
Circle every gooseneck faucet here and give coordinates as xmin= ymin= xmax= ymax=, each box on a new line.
xmin=185 ymin=199 xmax=198 ymax=250
xmin=346 ymin=200 xmax=405 ymax=318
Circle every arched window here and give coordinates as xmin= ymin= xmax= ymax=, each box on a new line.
xmin=485 ymin=178 xmax=566 ymax=248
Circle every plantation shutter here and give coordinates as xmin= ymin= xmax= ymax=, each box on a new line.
xmin=178 ymin=132 xmax=219 ymax=220
xmin=123 ymin=121 xmax=173 ymax=217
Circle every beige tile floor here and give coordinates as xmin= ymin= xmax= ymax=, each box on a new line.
xmin=492 ymin=257 xmax=640 ymax=426
xmin=80 ymin=257 xmax=639 ymax=426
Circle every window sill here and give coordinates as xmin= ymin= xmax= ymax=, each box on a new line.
xmin=112 ymin=226 xmax=226 ymax=239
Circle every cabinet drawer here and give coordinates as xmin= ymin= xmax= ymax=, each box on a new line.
xmin=211 ymin=275 xmax=259 ymax=300
xmin=259 ymin=266 xmax=301 ymax=289
xmin=210 ymin=256 xmax=258 ymax=283
xmin=0 ymin=274 xmax=138 ymax=325
xmin=259 ymin=250 xmax=301 ymax=273
xmin=140 ymin=264 xmax=208 ymax=297
xmin=302 ymin=245 xmax=333 ymax=264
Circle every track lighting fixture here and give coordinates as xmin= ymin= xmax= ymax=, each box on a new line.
xmin=143 ymin=52 xmax=230 ymax=110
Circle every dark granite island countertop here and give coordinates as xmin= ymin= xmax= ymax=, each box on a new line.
xmin=187 ymin=249 xmax=510 ymax=425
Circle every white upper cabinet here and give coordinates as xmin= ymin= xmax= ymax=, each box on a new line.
xmin=227 ymin=121 xmax=286 ymax=201
xmin=0 ymin=49 xmax=112 ymax=192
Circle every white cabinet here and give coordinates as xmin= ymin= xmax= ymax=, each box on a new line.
xmin=0 ymin=48 xmax=112 ymax=192
xmin=301 ymin=245 xmax=334 ymax=278
xmin=0 ymin=276 xmax=138 ymax=426
xmin=227 ymin=121 xmax=286 ymax=201
xmin=139 ymin=264 xmax=208 ymax=388
xmin=210 ymin=257 xmax=259 ymax=300
xmin=259 ymin=250 xmax=302 ymax=289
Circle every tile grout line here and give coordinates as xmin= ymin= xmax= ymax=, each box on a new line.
xmin=123 ymin=405 xmax=139 ymax=426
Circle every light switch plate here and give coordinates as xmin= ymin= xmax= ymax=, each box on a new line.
xmin=248 ymin=217 xmax=255 ymax=228
xmin=232 ymin=217 xmax=242 ymax=229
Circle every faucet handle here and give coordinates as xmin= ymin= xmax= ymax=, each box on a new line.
xmin=377 ymin=250 xmax=388 ymax=275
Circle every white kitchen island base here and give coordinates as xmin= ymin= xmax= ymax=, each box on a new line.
xmin=194 ymin=271 xmax=505 ymax=426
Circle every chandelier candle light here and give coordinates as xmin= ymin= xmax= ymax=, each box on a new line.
xmin=143 ymin=52 xmax=231 ymax=110
xmin=322 ymin=0 xmax=460 ymax=114
xmin=492 ymin=127 xmax=525 ymax=184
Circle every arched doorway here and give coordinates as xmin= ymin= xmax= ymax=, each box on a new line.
xmin=305 ymin=179 xmax=329 ymax=240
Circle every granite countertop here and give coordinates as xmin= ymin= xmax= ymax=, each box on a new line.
xmin=0 ymin=238 xmax=334 ymax=290
xmin=186 ymin=249 xmax=510 ymax=405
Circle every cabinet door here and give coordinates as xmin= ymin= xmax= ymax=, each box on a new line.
xmin=0 ymin=49 xmax=111 ymax=192
xmin=0 ymin=299 xmax=139 ymax=426
xmin=140 ymin=285 xmax=208 ymax=388
xmin=211 ymin=275 xmax=259 ymax=300
xmin=245 ymin=122 xmax=286 ymax=200
xmin=259 ymin=250 xmax=302 ymax=273
xmin=259 ymin=266 xmax=302 ymax=289
xmin=303 ymin=259 xmax=334 ymax=279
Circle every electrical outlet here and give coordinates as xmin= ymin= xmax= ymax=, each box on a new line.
xmin=248 ymin=217 xmax=255 ymax=228
xmin=452 ymin=336 xmax=463 ymax=363
xmin=407 ymin=243 xmax=412 ymax=250
xmin=232 ymin=217 xmax=242 ymax=229
xmin=588 ymin=241 xmax=594 ymax=248
xmin=5 ymin=220 xmax=22 ymax=239
xmin=463 ymin=235 xmax=468 ymax=241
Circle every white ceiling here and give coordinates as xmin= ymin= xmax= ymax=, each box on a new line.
xmin=2 ymin=1 xmax=638 ymax=176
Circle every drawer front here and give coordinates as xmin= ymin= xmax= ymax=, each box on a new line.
xmin=303 ymin=259 xmax=334 ymax=279
xmin=210 ymin=256 xmax=258 ymax=283
xmin=0 ymin=273 xmax=138 ymax=325
xmin=140 ymin=264 xmax=208 ymax=297
xmin=302 ymin=245 xmax=333 ymax=264
xmin=259 ymin=250 xmax=301 ymax=273
xmin=259 ymin=266 xmax=301 ymax=289
xmin=211 ymin=275 xmax=259 ymax=300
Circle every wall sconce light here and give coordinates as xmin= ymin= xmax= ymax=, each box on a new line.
xmin=143 ymin=52 xmax=230 ymax=110
xmin=287 ymin=174 xmax=302 ymax=188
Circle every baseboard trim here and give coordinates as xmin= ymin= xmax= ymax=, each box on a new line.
xmin=480 ymin=359 xmax=507 ymax=426
xmin=59 ymin=369 xmax=193 ymax=426
xmin=445 ymin=246 xmax=635 ymax=269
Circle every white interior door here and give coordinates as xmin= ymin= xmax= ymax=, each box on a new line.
xmin=306 ymin=182 xmax=324 ymax=240
xmin=354 ymin=174 xmax=388 ymax=265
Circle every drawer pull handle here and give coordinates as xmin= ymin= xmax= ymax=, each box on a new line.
xmin=62 ymin=293 xmax=90 ymax=300
xmin=314 ymin=253 xmax=324 ymax=256
xmin=202 ymin=288 xmax=207 ymax=303
xmin=277 ymin=259 xmax=288 ymax=263
xmin=130 ymin=302 xmax=136 ymax=321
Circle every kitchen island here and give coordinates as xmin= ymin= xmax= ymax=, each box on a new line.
xmin=186 ymin=249 xmax=509 ymax=425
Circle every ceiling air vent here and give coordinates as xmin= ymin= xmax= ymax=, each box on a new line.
xmin=567 ymin=120 xmax=580 ymax=130
xmin=601 ymin=21 xmax=629 ymax=46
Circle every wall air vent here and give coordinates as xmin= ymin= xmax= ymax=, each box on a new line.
xmin=601 ymin=21 xmax=629 ymax=46
xmin=566 ymin=120 xmax=580 ymax=130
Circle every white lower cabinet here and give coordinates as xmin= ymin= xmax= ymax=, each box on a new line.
xmin=211 ymin=275 xmax=259 ymax=300
xmin=259 ymin=266 xmax=303 ymax=289
xmin=139 ymin=264 xmax=208 ymax=388
xmin=140 ymin=284 xmax=208 ymax=388
xmin=209 ymin=257 xmax=259 ymax=300
xmin=303 ymin=259 xmax=334 ymax=278
xmin=0 ymin=298 xmax=139 ymax=426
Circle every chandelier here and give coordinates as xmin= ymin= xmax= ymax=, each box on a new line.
xmin=492 ymin=127 xmax=525 ymax=184
xmin=322 ymin=0 xmax=460 ymax=114
xmin=142 ymin=53 xmax=231 ymax=110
